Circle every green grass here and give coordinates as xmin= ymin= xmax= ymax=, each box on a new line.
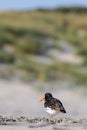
xmin=0 ymin=8 xmax=87 ymax=85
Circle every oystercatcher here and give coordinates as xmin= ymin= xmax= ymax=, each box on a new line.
xmin=40 ymin=93 xmax=66 ymax=118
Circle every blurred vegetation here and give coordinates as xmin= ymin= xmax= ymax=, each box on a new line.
xmin=0 ymin=7 xmax=87 ymax=85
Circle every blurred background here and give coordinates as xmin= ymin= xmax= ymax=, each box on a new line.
xmin=0 ymin=0 xmax=87 ymax=118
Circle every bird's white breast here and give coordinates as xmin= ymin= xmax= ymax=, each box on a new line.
xmin=44 ymin=107 xmax=56 ymax=115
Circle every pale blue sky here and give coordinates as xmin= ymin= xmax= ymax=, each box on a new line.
xmin=0 ymin=0 xmax=87 ymax=10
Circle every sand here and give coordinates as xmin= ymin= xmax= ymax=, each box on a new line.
xmin=0 ymin=80 xmax=87 ymax=130
xmin=0 ymin=116 xmax=87 ymax=130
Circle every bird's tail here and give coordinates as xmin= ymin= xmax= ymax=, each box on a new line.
xmin=60 ymin=106 xmax=66 ymax=113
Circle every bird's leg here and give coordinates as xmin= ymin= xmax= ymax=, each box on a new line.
xmin=50 ymin=114 xmax=54 ymax=121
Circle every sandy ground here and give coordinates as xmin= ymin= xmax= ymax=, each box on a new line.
xmin=0 ymin=125 xmax=86 ymax=130
xmin=0 ymin=116 xmax=87 ymax=130
xmin=0 ymin=80 xmax=87 ymax=130
xmin=0 ymin=80 xmax=42 ymax=116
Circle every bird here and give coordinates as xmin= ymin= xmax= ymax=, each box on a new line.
xmin=39 ymin=93 xmax=66 ymax=119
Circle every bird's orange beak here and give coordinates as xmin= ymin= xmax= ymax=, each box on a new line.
xmin=39 ymin=97 xmax=45 ymax=102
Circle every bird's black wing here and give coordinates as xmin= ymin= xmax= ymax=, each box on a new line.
xmin=52 ymin=98 xmax=66 ymax=113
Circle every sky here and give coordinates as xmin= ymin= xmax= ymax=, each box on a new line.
xmin=0 ymin=0 xmax=87 ymax=11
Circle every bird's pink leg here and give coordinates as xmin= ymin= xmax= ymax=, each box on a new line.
xmin=50 ymin=114 xmax=54 ymax=121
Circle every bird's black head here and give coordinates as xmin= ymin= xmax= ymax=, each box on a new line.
xmin=45 ymin=93 xmax=53 ymax=101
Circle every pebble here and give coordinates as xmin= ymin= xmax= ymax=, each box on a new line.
xmin=0 ymin=116 xmax=87 ymax=126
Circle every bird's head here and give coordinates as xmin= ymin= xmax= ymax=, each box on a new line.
xmin=39 ymin=93 xmax=52 ymax=102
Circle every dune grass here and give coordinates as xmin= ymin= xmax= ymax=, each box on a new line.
xmin=0 ymin=8 xmax=87 ymax=85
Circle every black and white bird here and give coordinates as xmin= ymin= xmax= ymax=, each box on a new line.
xmin=39 ymin=93 xmax=66 ymax=118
